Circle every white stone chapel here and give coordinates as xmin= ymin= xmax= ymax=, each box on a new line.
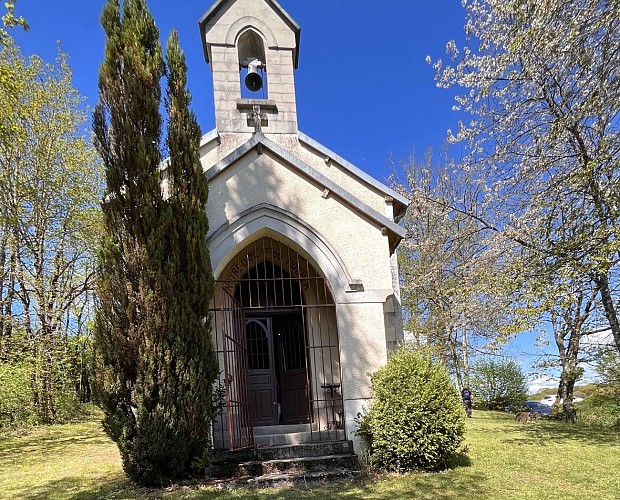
xmin=198 ymin=0 xmax=409 ymax=455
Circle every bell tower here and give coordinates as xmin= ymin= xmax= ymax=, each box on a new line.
xmin=199 ymin=0 xmax=300 ymax=135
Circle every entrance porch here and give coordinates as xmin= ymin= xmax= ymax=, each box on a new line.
xmin=210 ymin=236 xmax=345 ymax=451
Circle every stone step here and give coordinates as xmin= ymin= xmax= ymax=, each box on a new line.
xmin=207 ymin=452 xmax=359 ymax=479
xmin=213 ymin=426 xmax=344 ymax=449
xmin=255 ymin=440 xmax=354 ymax=461
xmin=260 ymin=453 xmax=359 ymax=475
xmin=206 ymin=468 xmax=361 ymax=489
xmin=253 ymin=429 xmax=345 ymax=447
xmin=248 ymin=468 xmax=361 ymax=487
xmin=211 ymin=439 xmax=354 ymax=464
xmin=253 ymin=424 xmax=310 ymax=436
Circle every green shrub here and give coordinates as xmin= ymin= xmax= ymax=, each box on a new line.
xmin=357 ymin=349 xmax=465 ymax=472
xmin=577 ymin=392 xmax=620 ymax=429
xmin=0 ymin=362 xmax=36 ymax=428
xmin=0 ymin=359 xmax=96 ymax=429
xmin=470 ymin=359 xmax=527 ymax=411
xmin=52 ymin=392 xmax=95 ymax=424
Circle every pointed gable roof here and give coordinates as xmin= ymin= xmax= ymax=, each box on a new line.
xmin=199 ymin=0 xmax=301 ymax=68
xmin=204 ymin=132 xmax=407 ymax=253
xmin=298 ymin=132 xmax=409 ymax=221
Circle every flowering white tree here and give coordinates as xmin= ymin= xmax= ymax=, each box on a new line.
xmin=430 ymin=0 xmax=620 ymax=361
xmin=393 ymin=153 xmax=523 ymax=388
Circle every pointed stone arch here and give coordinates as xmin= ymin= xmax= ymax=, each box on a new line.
xmin=207 ymin=204 xmax=362 ymax=303
xmin=226 ymin=17 xmax=278 ymax=48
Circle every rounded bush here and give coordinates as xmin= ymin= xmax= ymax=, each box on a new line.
xmin=358 ymin=349 xmax=465 ymax=472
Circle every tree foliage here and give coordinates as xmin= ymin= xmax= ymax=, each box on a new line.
xmin=578 ymin=350 xmax=620 ymax=428
xmin=93 ymin=0 xmax=217 ymax=486
xmin=357 ymin=348 xmax=465 ymax=472
xmin=0 ymin=39 xmax=101 ymax=425
xmin=469 ymin=358 xmax=527 ymax=411
xmin=596 ymin=349 xmax=620 ymax=387
xmin=393 ymin=152 xmax=526 ymax=388
xmin=431 ymin=0 xmax=620 ymax=357
xmin=0 ymin=1 xmax=28 ymax=45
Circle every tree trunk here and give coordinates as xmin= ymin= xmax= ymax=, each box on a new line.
xmin=462 ymin=326 xmax=470 ymax=384
xmin=26 ymin=318 xmax=40 ymax=411
xmin=561 ymin=375 xmax=577 ymax=424
xmin=0 ymin=234 xmax=17 ymax=361
xmin=42 ymin=339 xmax=56 ymax=422
xmin=0 ymin=230 xmax=6 ymax=349
xmin=447 ymin=326 xmax=464 ymax=390
xmin=595 ymin=272 xmax=620 ymax=355
xmin=552 ymin=376 xmax=563 ymax=418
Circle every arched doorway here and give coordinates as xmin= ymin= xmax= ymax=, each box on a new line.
xmin=211 ymin=236 xmax=343 ymax=450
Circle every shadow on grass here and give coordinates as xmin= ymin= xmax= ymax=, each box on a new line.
xmin=0 ymin=430 xmax=111 ymax=459
xmin=500 ymin=417 xmax=620 ymax=447
xmin=446 ymin=450 xmax=472 ymax=469
xmin=15 ymin=477 xmax=133 ymax=500
xmin=21 ymin=465 xmax=485 ymax=500
xmin=0 ymin=417 xmax=111 ymax=458
xmin=238 ymin=469 xmax=488 ymax=500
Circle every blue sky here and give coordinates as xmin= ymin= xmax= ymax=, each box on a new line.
xmin=11 ymin=0 xmax=466 ymax=181
xmin=9 ymin=0 xmax=568 ymax=390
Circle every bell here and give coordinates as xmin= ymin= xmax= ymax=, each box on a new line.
xmin=245 ymin=70 xmax=263 ymax=92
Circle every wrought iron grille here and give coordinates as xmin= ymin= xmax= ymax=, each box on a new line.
xmin=210 ymin=236 xmax=344 ymax=449
xmin=214 ymin=286 xmax=252 ymax=451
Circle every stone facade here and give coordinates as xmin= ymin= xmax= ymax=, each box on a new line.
xmin=198 ymin=0 xmax=408 ymax=454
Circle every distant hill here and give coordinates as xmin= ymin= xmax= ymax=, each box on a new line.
xmin=528 ymin=383 xmax=598 ymax=401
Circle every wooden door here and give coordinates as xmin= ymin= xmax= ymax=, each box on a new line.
xmin=246 ymin=318 xmax=278 ymax=426
xmin=276 ymin=315 xmax=310 ymax=424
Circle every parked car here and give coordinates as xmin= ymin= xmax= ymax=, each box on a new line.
xmin=505 ymin=401 xmax=553 ymax=415
xmin=524 ymin=401 xmax=553 ymax=415
xmin=540 ymin=395 xmax=557 ymax=407
xmin=540 ymin=395 xmax=584 ymax=407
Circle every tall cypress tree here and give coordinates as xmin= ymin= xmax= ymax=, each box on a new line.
xmin=92 ymin=0 xmax=216 ymax=486
xmin=160 ymin=27 xmax=218 ymax=475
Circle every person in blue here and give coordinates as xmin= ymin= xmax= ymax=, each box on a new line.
xmin=461 ymin=387 xmax=473 ymax=417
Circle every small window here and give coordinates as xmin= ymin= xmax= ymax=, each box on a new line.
xmin=246 ymin=321 xmax=269 ymax=370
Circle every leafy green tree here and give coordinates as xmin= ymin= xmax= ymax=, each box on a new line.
xmin=157 ymin=27 xmax=218 ymax=475
xmin=93 ymin=0 xmax=167 ymax=485
xmin=0 ymin=359 xmax=33 ymax=426
xmin=93 ymin=0 xmax=216 ymax=486
xmin=512 ymin=261 xmax=601 ymax=422
xmin=578 ymin=350 xmax=620 ymax=428
xmin=0 ymin=39 xmax=101 ymax=424
xmin=431 ymin=1 xmax=620 ymax=356
xmin=596 ymin=350 xmax=620 ymax=388
xmin=0 ymin=1 xmax=28 ymax=45
xmin=546 ymin=278 xmax=598 ymax=422
xmin=469 ymin=359 xmax=527 ymax=411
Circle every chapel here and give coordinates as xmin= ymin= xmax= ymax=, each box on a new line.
xmin=198 ymin=0 xmax=409 ymax=455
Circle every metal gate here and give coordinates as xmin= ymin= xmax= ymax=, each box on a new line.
xmin=211 ymin=236 xmax=344 ymax=449
xmin=214 ymin=286 xmax=253 ymax=450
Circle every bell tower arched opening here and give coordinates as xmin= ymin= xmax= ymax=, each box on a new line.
xmin=210 ymin=236 xmax=343 ymax=450
xmin=237 ymin=28 xmax=268 ymax=99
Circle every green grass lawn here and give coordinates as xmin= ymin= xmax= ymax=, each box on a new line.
xmin=1 ymin=411 xmax=619 ymax=499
